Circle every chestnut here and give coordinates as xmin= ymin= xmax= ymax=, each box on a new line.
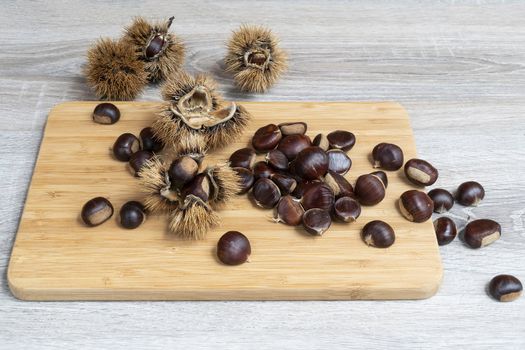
xmin=302 ymin=208 xmax=331 ymax=236
xmin=354 ymin=173 xmax=386 ymax=206
xmin=428 ymin=188 xmax=454 ymax=213
xmin=270 ymin=173 xmax=297 ymax=195
xmin=92 ymin=102 xmax=120 ymax=124
xmin=456 ymin=181 xmax=485 ymax=206
xmin=433 ymin=217 xmax=457 ymax=245
xmin=278 ymin=122 xmax=307 ymax=136
xmin=119 ymin=201 xmax=146 ymax=229
xmin=404 ymin=158 xmax=438 ymax=186
xmin=253 ymin=161 xmax=275 ymax=179
xmin=139 ymin=127 xmax=163 ymax=153
xmin=81 ymin=197 xmax=114 ymax=227
xmin=113 ymin=133 xmax=140 ymax=162
xmin=229 ymin=147 xmax=256 ymax=169
xmin=312 ymin=133 xmax=329 ymax=151
xmin=293 ymin=146 xmax=329 ymax=180
xmin=464 ymin=219 xmax=501 ymax=248
xmin=301 ymin=183 xmax=335 ymax=211
xmin=252 ymin=124 xmax=282 ymax=152
xmin=217 ymin=231 xmax=251 ymax=265
xmin=274 ymin=195 xmax=304 ymax=226
xmin=372 ymin=143 xmax=404 ymax=170
xmin=292 ymin=180 xmax=322 ymax=199
xmin=233 ymin=167 xmax=254 ymax=194
xmin=252 ymin=178 xmax=281 ymax=208
xmin=168 ymin=156 xmax=199 ymax=188
xmin=327 ymin=130 xmax=356 ymax=152
xmin=277 ymin=134 xmax=311 ymax=160
xmin=399 ymin=190 xmax=433 ymax=223
xmin=181 ymin=173 xmax=210 ymax=202
xmin=324 ymin=171 xmax=353 ymax=198
xmin=361 ymin=220 xmax=395 ymax=248
xmin=129 ymin=150 xmax=154 ymax=176
xmin=333 ymin=196 xmax=361 ymax=222
xmin=265 ymin=149 xmax=289 ymax=171
xmin=488 ymin=275 xmax=522 ymax=302
xmin=370 ymin=171 xmax=388 ymax=189
xmin=326 ymin=149 xmax=352 ymax=175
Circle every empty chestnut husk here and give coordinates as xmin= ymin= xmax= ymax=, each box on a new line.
xmin=277 ymin=134 xmax=311 ymax=160
xmin=433 ymin=217 xmax=457 ymax=245
xmin=488 ymin=275 xmax=522 ymax=302
xmin=139 ymin=127 xmax=164 ymax=153
xmin=404 ymin=158 xmax=438 ymax=186
xmin=354 ymin=173 xmax=386 ymax=206
xmin=168 ymin=156 xmax=199 ymax=188
xmin=327 ymin=130 xmax=355 ymax=152
xmin=372 ymin=143 xmax=404 ymax=170
xmin=274 ymin=195 xmax=304 ymax=226
xmin=300 ymin=183 xmax=335 ymax=211
xmin=129 ymin=150 xmax=154 ymax=177
xmin=265 ymin=149 xmax=289 ymax=171
xmin=229 ymin=147 xmax=256 ymax=169
xmin=119 ymin=201 xmax=146 ymax=229
xmin=113 ymin=133 xmax=140 ymax=162
xmin=233 ymin=167 xmax=254 ymax=194
xmin=333 ymin=196 xmax=361 ymax=222
xmin=464 ymin=219 xmax=501 ymax=248
xmin=252 ymin=124 xmax=282 ymax=152
xmin=217 ymin=231 xmax=251 ymax=265
xmin=92 ymin=102 xmax=120 ymax=124
xmin=456 ymin=181 xmax=485 ymax=206
xmin=253 ymin=161 xmax=275 ymax=179
xmin=293 ymin=146 xmax=329 ymax=180
xmin=302 ymin=208 xmax=331 ymax=236
xmin=252 ymin=178 xmax=281 ymax=208
xmin=312 ymin=133 xmax=329 ymax=151
xmin=361 ymin=220 xmax=395 ymax=248
xmin=270 ymin=173 xmax=297 ymax=195
xmin=428 ymin=188 xmax=454 ymax=213
xmin=278 ymin=122 xmax=307 ymax=136
xmin=399 ymin=190 xmax=433 ymax=223
xmin=326 ymin=149 xmax=352 ymax=175
xmin=81 ymin=197 xmax=114 ymax=227
xmin=324 ymin=171 xmax=353 ymax=198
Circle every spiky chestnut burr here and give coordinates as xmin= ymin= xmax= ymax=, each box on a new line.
xmin=168 ymin=195 xmax=220 ymax=240
xmin=138 ymin=156 xmax=179 ymax=213
xmin=225 ymin=24 xmax=287 ymax=93
xmin=84 ymin=38 xmax=148 ymax=101
xmin=122 ymin=16 xmax=185 ymax=83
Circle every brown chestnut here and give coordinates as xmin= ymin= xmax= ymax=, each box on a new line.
xmin=129 ymin=150 xmax=154 ymax=176
xmin=327 ymin=130 xmax=356 ymax=152
xmin=113 ymin=133 xmax=140 ymax=162
xmin=488 ymin=275 xmax=522 ymax=302
xmin=292 ymin=180 xmax=322 ymax=199
xmin=139 ymin=127 xmax=163 ymax=153
xmin=81 ymin=197 xmax=114 ymax=227
xmin=233 ymin=167 xmax=254 ymax=194
xmin=274 ymin=195 xmax=304 ymax=226
xmin=464 ymin=219 xmax=501 ymax=248
xmin=217 ymin=231 xmax=251 ymax=265
xmin=277 ymin=134 xmax=312 ymax=160
xmin=181 ymin=173 xmax=210 ymax=202
xmin=168 ymin=156 xmax=199 ymax=188
xmin=324 ymin=171 xmax=353 ymax=198
xmin=456 ymin=181 xmax=485 ymax=206
xmin=433 ymin=217 xmax=457 ymax=245
xmin=229 ymin=148 xmax=256 ymax=169
xmin=326 ymin=149 xmax=352 ymax=175
xmin=312 ymin=133 xmax=329 ymax=151
xmin=333 ymin=196 xmax=361 ymax=222
xmin=361 ymin=220 xmax=395 ymax=248
xmin=92 ymin=102 xmax=120 ymax=124
xmin=278 ymin=122 xmax=307 ymax=136
xmin=404 ymin=158 xmax=438 ymax=186
xmin=372 ymin=143 xmax=404 ymax=170
xmin=428 ymin=188 xmax=454 ymax=213
xmin=270 ymin=173 xmax=297 ymax=195
xmin=302 ymin=208 xmax=331 ymax=236
xmin=119 ymin=201 xmax=146 ymax=229
xmin=252 ymin=124 xmax=282 ymax=152
xmin=399 ymin=190 xmax=434 ymax=223
xmin=293 ymin=146 xmax=329 ymax=180
xmin=301 ymin=183 xmax=335 ymax=211
xmin=370 ymin=171 xmax=388 ymax=189
xmin=354 ymin=173 xmax=386 ymax=206
xmin=253 ymin=161 xmax=275 ymax=179
xmin=252 ymin=178 xmax=281 ymax=208
xmin=265 ymin=149 xmax=289 ymax=171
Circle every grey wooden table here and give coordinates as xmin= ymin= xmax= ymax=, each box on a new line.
xmin=1 ymin=1 xmax=524 ymax=349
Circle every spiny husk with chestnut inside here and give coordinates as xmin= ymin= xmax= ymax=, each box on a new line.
xmin=168 ymin=195 xmax=220 ymax=240
xmin=84 ymin=38 xmax=148 ymax=101
xmin=205 ymin=163 xmax=242 ymax=208
xmin=122 ymin=16 xmax=185 ymax=83
xmin=225 ymin=24 xmax=287 ymax=93
xmin=138 ymin=156 xmax=179 ymax=213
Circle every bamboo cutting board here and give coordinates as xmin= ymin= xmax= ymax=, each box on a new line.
xmin=8 ymin=101 xmax=442 ymax=300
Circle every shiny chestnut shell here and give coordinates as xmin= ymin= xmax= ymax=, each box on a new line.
xmin=113 ymin=133 xmax=140 ymax=162
xmin=119 ymin=201 xmax=146 ymax=229
xmin=433 ymin=217 xmax=457 ymax=245
xmin=140 ymin=127 xmax=163 ymax=153
xmin=270 ymin=173 xmax=297 ymax=195
xmin=300 ymin=183 xmax=335 ymax=211
xmin=361 ymin=220 xmax=395 ymax=248
xmin=252 ymin=178 xmax=281 ymax=208
xmin=81 ymin=197 xmax=114 ymax=227
xmin=464 ymin=219 xmax=501 ymax=248
xmin=354 ymin=173 xmax=386 ymax=206
xmin=372 ymin=143 xmax=404 ymax=170
xmin=278 ymin=122 xmax=307 ymax=136
xmin=428 ymin=188 xmax=454 ymax=213
xmin=229 ymin=148 xmax=256 ymax=169
xmin=277 ymin=134 xmax=312 ymax=160
xmin=456 ymin=181 xmax=485 ymax=206
xmin=324 ymin=171 xmax=353 ymax=198
xmin=293 ymin=146 xmax=329 ymax=180
xmin=233 ymin=167 xmax=254 ymax=194
xmin=399 ymin=190 xmax=434 ymax=223
xmin=252 ymin=124 xmax=282 ymax=152
xmin=274 ymin=195 xmax=304 ymax=226
xmin=312 ymin=133 xmax=329 ymax=151
xmin=217 ymin=231 xmax=251 ymax=265
xmin=404 ymin=158 xmax=439 ymax=186
xmin=253 ymin=161 xmax=275 ymax=180
xmin=93 ymin=103 xmax=120 ymax=124
xmin=488 ymin=275 xmax=523 ymax=302
xmin=129 ymin=150 xmax=154 ymax=177
xmin=265 ymin=149 xmax=289 ymax=171
xmin=326 ymin=149 xmax=352 ymax=175
xmin=168 ymin=156 xmax=199 ymax=188
xmin=302 ymin=208 xmax=331 ymax=236
xmin=333 ymin=196 xmax=361 ymax=222
xmin=327 ymin=130 xmax=356 ymax=152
